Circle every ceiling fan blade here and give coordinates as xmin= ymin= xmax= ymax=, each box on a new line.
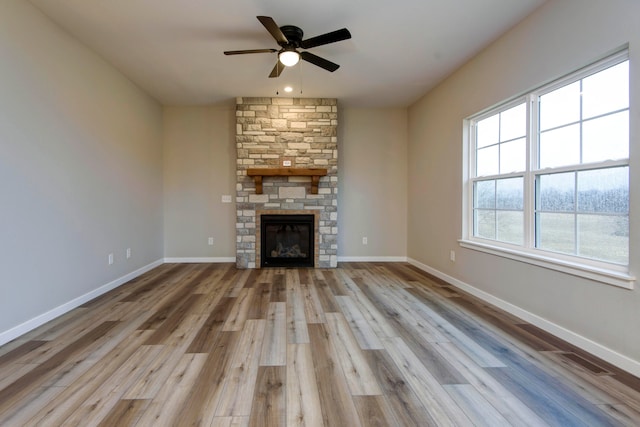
xmin=257 ymin=16 xmax=288 ymax=45
xmin=269 ymin=61 xmax=285 ymax=78
xmin=224 ymin=49 xmax=277 ymax=55
xmin=300 ymin=28 xmax=351 ymax=49
xmin=300 ymin=51 xmax=340 ymax=72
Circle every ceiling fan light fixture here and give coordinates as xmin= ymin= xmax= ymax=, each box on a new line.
xmin=279 ymin=50 xmax=300 ymax=67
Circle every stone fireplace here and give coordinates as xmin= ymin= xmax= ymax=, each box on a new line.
xmin=235 ymin=97 xmax=338 ymax=268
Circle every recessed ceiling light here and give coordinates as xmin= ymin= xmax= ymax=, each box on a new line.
xmin=284 ymin=86 xmax=293 ymax=93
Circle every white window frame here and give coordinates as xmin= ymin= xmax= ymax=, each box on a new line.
xmin=461 ymin=49 xmax=635 ymax=289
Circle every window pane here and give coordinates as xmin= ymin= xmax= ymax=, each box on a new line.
xmin=582 ymin=61 xmax=629 ymax=119
xmin=497 ymin=211 xmax=523 ymax=245
xmin=500 ymin=138 xmax=526 ymax=173
xmin=538 ymin=172 xmax=575 ymax=212
xmin=469 ymin=53 xmax=630 ymax=269
xmin=477 ymin=114 xmax=499 ymax=148
xmin=538 ymin=212 xmax=575 ymax=254
xmin=497 ymin=177 xmax=523 ymax=210
xmin=582 ymin=111 xmax=629 ymax=163
xmin=539 ymin=124 xmax=580 ymax=168
xmin=475 ymin=210 xmax=495 ymax=239
xmin=477 ymin=145 xmax=499 ymax=176
xmin=577 ymin=167 xmax=629 ymax=213
xmin=500 ymin=103 xmax=526 ymax=141
xmin=540 ymin=82 xmax=580 ymax=131
xmin=475 ymin=180 xmax=495 ymax=209
xmin=578 ymin=214 xmax=628 ymax=264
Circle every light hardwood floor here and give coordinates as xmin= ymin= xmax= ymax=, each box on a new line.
xmin=1 ymin=262 xmax=639 ymax=426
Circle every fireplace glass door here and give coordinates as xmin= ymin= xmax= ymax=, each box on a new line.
xmin=261 ymin=214 xmax=314 ymax=267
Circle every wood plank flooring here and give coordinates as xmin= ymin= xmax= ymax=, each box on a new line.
xmin=1 ymin=262 xmax=639 ymax=426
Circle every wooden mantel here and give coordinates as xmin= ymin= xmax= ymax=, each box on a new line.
xmin=246 ymin=168 xmax=328 ymax=194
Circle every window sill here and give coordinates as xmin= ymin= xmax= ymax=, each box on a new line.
xmin=458 ymin=239 xmax=635 ymax=290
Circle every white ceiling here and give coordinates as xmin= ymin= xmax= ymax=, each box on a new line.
xmin=28 ymin=0 xmax=546 ymax=108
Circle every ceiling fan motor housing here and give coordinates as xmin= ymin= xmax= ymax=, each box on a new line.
xmin=279 ymin=25 xmax=304 ymax=47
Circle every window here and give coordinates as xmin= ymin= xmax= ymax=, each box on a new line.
xmin=464 ymin=50 xmax=632 ymax=288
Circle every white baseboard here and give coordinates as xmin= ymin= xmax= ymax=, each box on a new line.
xmin=0 ymin=259 xmax=164 ymax=347
xmin=163 ymin=257 xmax=236 ymax=263
xmin=407 ymin=257 xmax=640 ymax=378
xmin=338 ymin=256 xmax=408 ymax=262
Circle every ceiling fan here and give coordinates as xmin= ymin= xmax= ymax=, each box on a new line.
xmin=224 ymin=16 xmax=351 ymax=78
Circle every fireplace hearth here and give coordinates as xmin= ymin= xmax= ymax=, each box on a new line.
xmin=260 ymin=214 xmax=314 ymax=268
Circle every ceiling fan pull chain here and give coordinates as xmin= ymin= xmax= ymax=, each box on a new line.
xmin=299 ymin=60 xmax=303 ymax=94
xmin=276 ymin=60 xmax=281 ymax=95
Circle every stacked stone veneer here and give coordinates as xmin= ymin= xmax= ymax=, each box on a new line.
xmin=235 ymin=97 xmax=338 ymax=269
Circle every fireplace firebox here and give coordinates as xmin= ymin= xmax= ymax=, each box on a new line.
xmin=260 ymin=214 xmax=314 ymax=268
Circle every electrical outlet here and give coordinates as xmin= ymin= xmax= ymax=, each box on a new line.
xmin=108 ymin=253 xmax=114 ymax=265
xmin=208 ymin=237 xmax=214 ymax=245
xmin=126 ymin=248 xmax=131 ymax=259
xmin=362 ymin=237 xmax=368 ymax=245
xmin=221 ymin=195 xmax=232 ymax=203
xmin=450 ymin=250 xmax=456 ymax=262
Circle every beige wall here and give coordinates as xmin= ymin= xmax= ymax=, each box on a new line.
xmin=161 ymin=105 xmax=409 ymax=262
xmin=408 ymin=0 xmax=640 ymax=371
xmin=339 ymin=108 xmax=408 ymax=259
xmin=0 ymin=1 xmax=163 ymax=339
xmin=163 ymin=104 xmax=237 ymax=259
